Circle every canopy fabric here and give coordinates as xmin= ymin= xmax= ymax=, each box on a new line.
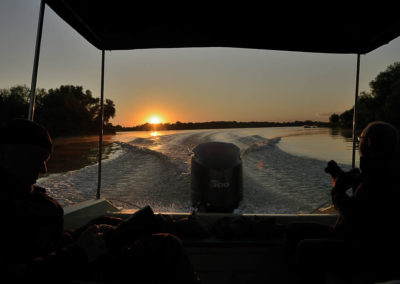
xmin=45 ymin=1 xmax=400 ymax=54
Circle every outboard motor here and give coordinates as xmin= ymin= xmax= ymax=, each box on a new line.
xmin=191 ymin=142 xmax=243 ymax=213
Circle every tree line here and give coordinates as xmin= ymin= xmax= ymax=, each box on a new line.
xmin=117 ymin=120 xmax=329 ymax=132
xmin=7 ymin=62 xmax=398 ymax=138
xmin=329 ymin=62 xmax=400 ymax=131
xmin=0 ymin=85 xmax=116 ymax=137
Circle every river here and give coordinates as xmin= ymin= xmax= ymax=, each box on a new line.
xmin=37 ymin=126 xmax=358 ymax=213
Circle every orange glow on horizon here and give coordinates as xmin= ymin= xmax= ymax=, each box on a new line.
xmin=116 ymin=104 xmax=187 ymax=126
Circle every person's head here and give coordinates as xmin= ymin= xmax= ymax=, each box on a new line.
xmin=0 ymin=119 xmax=52 ymax=186
xmin=358 ymin=121 xmax=400 ymax=158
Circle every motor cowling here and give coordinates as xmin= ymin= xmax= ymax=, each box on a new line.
xmin=191 ymin=142 xmax=243 ymax=213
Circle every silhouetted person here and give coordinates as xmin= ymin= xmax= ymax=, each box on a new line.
xmin=0 ymin=118 xmax=199 ymax=283
xmin=285 ymin=121 xmax=400 ymax=284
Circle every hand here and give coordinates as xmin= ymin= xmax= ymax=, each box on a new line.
xmin=75 ymin=224 xmax=112 ymax=262
xmin=330 ymin=174 xmax=344 ymax=188
xmin=331 ymin=168 xmax=360 ymax=192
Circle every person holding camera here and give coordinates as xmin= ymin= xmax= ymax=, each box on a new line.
xmin=286 ymin=121 xmax=400 ymax=284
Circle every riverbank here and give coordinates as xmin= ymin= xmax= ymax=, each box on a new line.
xmin=117 ymin=121 xmax=330 ymax=132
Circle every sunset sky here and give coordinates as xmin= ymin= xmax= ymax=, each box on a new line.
xmin=1 ymin=0 xmax=400 ymax=127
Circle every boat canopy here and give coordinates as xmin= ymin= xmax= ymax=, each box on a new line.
xmin=44 ymin=1 xmax=400 ymax=54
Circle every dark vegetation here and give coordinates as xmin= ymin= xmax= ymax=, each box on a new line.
xmin=329 ymin=62 xmax=400 ymax=131
xmin=0 ymin=84 xmax=328 ymax=137
xmin=116 ymin=120 xmax=328 ymax=132
xmin=3 ymin=62 xmax=398 ymax=137
xmin=0 ymin=85 xmax=116 ymax=137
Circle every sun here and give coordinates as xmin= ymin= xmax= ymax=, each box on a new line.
xmin=148 ymin=115 xmax=162 ymax=124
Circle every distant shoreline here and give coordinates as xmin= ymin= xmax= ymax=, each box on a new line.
xmin=50 ymin=122 xmax=335 ymax=140
xmin=115 ymin=120 xmax=330 ymax=132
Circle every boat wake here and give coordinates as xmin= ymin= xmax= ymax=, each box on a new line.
xmin=38 ymin=129 xmax=334 ymax=213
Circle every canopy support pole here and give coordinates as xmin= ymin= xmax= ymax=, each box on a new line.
xmin=28 ymin=0 xmax=45 ymax=121
xmin=96 ymin=50 xmax=105 ymax=199
xmin=351 ymin=54 xmax=361 ymax=169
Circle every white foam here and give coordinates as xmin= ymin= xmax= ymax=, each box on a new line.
xmin=38 ymin=128 xmax=348 ymax=213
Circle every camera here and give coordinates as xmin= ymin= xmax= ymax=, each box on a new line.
xmin=325 ymin=160 xmax=343 ymax=179
xmin=325 ymin=160 xmax=362 ymax=186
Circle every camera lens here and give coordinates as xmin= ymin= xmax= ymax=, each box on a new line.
xmin=325 ymin=160 xmax=343 ymax=178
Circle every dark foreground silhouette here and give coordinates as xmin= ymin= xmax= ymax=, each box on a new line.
xmin=285 ymin=121 xmax=400 ymax=283
xmin=0 ymin=118 xmax=199 ymax=284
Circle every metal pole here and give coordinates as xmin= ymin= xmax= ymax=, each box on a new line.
xmin=96 ymin=50 xmax=105 ymax=199
xmin=351 ymin=54 xmax=361 ymax=169
xmin=28 ymin=0 xmax=45 ymax=121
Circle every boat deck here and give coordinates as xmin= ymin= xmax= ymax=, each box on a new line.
xmin=64 ymin=199 xmax=337 ymax=284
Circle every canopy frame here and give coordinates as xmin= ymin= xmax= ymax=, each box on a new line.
xmin=27 ymin=1 xmax=400 ymax=200
xmin=96 ymin=50 xmax=105 ymax=199
xmin=352 ymin=54 xmax=361 ymax=170
xmin=28 ymin=0 xmax=45 ymax=121
xmin=28 ymin=1 xmax=107 ymax=199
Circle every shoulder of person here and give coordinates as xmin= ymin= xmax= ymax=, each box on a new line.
xmin=32 ymin=185 xmax=64 ymax=216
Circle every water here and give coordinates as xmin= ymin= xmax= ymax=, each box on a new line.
xmin=37 ymin=127 xmax=358 ymax=213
